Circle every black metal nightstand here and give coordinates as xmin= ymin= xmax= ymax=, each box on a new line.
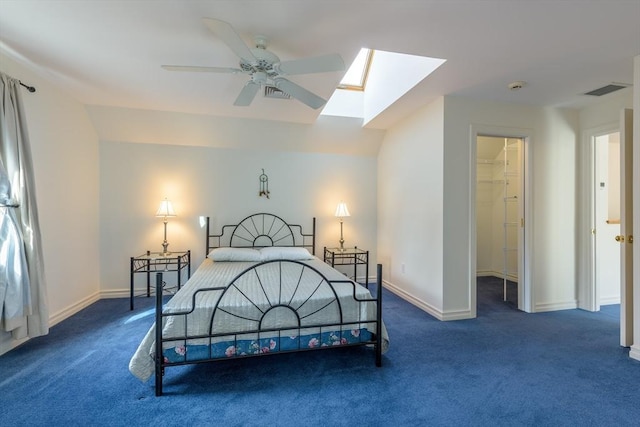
xmin=129 ymin=250 xmax=190 ymax=310
xmin=323 ymin=246 xmax=369 ymax=287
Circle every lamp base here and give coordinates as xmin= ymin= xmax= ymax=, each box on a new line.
xmin=161 ymin=240 xmax=171 ymax=256
xmin=161 ymin=220 xmax=171 ymax=256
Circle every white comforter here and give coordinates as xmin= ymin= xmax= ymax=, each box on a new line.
xmin=129 ymin=257 xmax=388 ymax=382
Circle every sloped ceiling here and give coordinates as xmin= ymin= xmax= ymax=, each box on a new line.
xmin=0 ymin=0 xmax=638 ymax=130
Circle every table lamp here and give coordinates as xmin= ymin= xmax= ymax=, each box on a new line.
xmin=156 ymin=198 xmax=176 ymax=255
xmin=335 ymin=201 xmax=350 ymax=250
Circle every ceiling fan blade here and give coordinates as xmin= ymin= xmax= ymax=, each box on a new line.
xmin=234 ymin=81 xmax=261 ymax=106
xmin=162 ymin=65 xmax=242 ymax=73
xmin=273 ymin=78 xmax=327 ymax=109
xmin=275 ymin=53 xmax=345 ymax=75
xmin=203 ymin=18 xmax=256 ymax=63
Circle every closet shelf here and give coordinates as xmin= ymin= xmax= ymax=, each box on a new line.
xmin=501 ymin=139 xmax=520 ymax=302
xmin=476 ymin=137 xmax=521 ymax=303
xmin=477 ymin=179 xmax=510 ymax=184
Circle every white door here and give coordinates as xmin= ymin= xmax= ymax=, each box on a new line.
xmin=620 ymin=108 xmax=633 ymax=347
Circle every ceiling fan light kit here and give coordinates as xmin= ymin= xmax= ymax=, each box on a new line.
xmin=508 ymin=81 xmax=526 ymax=91
xmin=162 ymin=18 xmax=345 ymax=109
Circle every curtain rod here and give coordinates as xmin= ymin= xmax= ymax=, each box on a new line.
xmin=20 ymin=81 xmax=36 ymax=93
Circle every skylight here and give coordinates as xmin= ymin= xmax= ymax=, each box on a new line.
xmin=321 ymin=48 xmax=446 ymax=125
xmin=337 ymin=48 xmax=372 ymax=91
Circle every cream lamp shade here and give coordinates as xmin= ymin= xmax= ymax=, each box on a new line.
xmin=334 ymin=202 xmax=350 ymax=218
xmin=156 ymin=199 xmax=177 ymax=218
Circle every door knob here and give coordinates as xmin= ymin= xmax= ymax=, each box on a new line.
xmin=629 ymin=235 xmax=633 ymax=244
xmin=615 ymin=235 xmax=624 ymax=242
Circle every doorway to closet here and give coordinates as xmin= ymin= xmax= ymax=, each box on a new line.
xmin=476 ymin=136 xmax=523 ymax=310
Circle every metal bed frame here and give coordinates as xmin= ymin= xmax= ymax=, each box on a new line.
xmin=153 ymin=213 xmax=383 ymax=396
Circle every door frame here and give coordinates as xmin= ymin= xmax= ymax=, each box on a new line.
xmin=469 ymin=124 xmax=533 ymax=313
xmin=620 ymin=108 xmax=633 ymax=347
xmin=579 ymin=122 xmax=619 ymax=312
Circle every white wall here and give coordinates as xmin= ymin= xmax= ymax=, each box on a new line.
xmin=0 ymin=53 xmax=100 ymax=336
xmin=607 ymin=134 xmax=621 ymax=221
xmin=443 ymin=97 xmax=579 ymax=314
xmin=93 ymin=106 xmax=383 ymax=295
xmin=576 ymin=88 xmax=633 ymax=310
xmin=86 ymin=105 xmax=382 ymax=157
xmin=377 ymin=97 xmax=445 ymax=316
xmin=378 ymin=94 xmax=581 ymax=319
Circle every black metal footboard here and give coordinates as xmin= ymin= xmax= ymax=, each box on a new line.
xmin=154 ymin=261 xmax=383 ymax=396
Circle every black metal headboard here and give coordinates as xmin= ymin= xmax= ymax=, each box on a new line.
xmin=206 ymin=213 xmax=316 ymax=255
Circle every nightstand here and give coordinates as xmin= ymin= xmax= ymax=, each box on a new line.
xmin=323 ymin=246 xmax=369 ymax=287
xmin=129 ymin=250 xmax=191 ymax=310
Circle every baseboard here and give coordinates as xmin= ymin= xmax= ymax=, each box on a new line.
xmin=477 ymin=271 xmax=518 ymax=282
xmin=1 ymin=291 xmax=101 ymax=356
xmin=4 ymin=288 xmax=133 ymax=355
xmin=630 ymin=345 xmax=640 ymax=362
xmin=505 ymin=273 xmax=518 ymax=282
xmin=0 ymin=335 xmax=29 ymax=356
xmin=49 ymin=291 xmax=101 ymax=326
xmin=599 ymin=296 xmax=621 ymax=305
xmin=475 ymin=270 xmax=493 ymax=277
xmin=382 ymin=280 xmax=474 ymax=321
xmin=440 ymin=308 xmax=476 ymax=321
xmin=51 ymin=288 xmax=137 ymax=326
xmin=99 ymin=289 xmax=130 ymax=299
xmin=357 ymin=275 xmax=373 ymax=285
xmin=534 ymin=300 xmax=578 ymax=312
xmin=382 ymin=280 xmax=443 ymax=319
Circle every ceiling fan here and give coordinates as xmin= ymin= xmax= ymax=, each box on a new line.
xmin=162 ymin=18 xmax=345 ymax=109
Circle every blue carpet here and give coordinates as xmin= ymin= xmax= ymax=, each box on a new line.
xmin=1 ymin=281 xmax=638 ymax=426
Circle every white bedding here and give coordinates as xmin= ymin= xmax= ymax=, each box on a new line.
xmin=129 ymin=256 xmax=388 ymax=382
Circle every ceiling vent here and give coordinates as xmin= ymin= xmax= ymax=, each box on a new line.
xmin=264 ymin=86 xmax=291 ymax=99
xmin=584 ymin=83 xmax=630 ymax=97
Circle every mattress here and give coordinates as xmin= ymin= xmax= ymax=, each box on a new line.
xmin=129 ymin=257 xmax=388 ymax=382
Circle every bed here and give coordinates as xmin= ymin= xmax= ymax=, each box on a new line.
xmin=129 ymin=213 xmax=389 ymax=396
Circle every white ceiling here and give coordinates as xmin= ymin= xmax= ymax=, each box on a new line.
xmin=1 ymin=0 xmax=638 ymax=130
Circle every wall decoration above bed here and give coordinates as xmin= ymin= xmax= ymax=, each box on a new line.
xmin=258 ymin=168 xmax=270 ymax=199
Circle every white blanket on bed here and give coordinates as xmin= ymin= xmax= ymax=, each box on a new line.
xmin=129 ymin=257 xmax=388 ymax=382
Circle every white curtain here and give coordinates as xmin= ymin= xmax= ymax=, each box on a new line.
xmin=0 ymin=72 xmax=48 ymax=354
